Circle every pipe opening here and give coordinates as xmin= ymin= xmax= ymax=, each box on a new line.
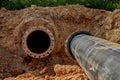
xmin=66 ymin=31 xmax=92 ymax=59
xmin=27 ymin=30 xmax=50 ymax=54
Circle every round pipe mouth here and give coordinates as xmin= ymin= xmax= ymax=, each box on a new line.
xmin=65 ymin=31 xmax=92 ymax=59
xmin=22 ymin=26 xmax=55 ymax=58
xmin=27 ymin=30 xmax=50 ymax=53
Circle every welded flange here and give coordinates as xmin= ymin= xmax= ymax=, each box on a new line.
xmin=22 ymin=26 xmax=55 ymax=58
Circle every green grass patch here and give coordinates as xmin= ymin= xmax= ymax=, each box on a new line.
xmin=0 ymin=0 xmax=120 ymax=11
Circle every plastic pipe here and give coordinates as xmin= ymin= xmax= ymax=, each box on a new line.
xmin=66 ymin=31 xmax=120 ymax=80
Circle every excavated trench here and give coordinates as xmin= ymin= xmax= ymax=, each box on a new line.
xmin=0 ymin=5 xmax=120 ymax=80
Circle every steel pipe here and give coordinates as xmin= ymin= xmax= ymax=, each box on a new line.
xmin=22 ymin=26 xmax=55 ymax=58
xmin=66 ymin=31 xmax=120 ymax=80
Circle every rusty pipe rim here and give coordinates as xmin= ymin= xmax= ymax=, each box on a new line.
xmin=22 ymin=26 xmax=55 ymax=58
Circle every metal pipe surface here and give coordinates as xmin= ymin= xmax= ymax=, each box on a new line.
xmin=22 ymin=26 xmax=55 ymax=58
xmin=66 ymin=31 xmax=120 ymax=80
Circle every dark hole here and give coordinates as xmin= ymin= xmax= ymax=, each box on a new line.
xmin=23 ymin=56 xmax=32 ymax=63
xmin=27 ymin=30 xmax=50 ymax=54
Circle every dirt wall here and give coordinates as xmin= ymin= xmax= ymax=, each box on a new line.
xmin=0 ymin=5 xmax=120 ymax=79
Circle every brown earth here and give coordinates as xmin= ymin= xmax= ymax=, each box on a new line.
xmin=0 ymin=4 xmax=120 ymax=80
xmin=4 ymin=64 xmax=88 ymax=80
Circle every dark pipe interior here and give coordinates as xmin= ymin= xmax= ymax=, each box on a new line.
xmin=27 ymin=30 xmax=50 ymax=54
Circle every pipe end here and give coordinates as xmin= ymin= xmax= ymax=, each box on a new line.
xmin=66 ymin=31 xmax=92 ymax=59
xmin=22 ymin=26 xmax=55 ymax=58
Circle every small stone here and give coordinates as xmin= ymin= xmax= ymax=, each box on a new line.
xmin=39 ymin=67 xmax=48 ymax=74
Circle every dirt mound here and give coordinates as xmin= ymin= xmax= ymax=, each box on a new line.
xmin=0 ymin=4 xmax=120 ymax=80
xmin=4 ymin=64 xmax=87 ymax=80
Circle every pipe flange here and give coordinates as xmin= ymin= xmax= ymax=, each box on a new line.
xmin=22 ymin=26 xmax=55 ymax=58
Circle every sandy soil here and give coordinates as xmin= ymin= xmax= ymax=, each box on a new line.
xmin=4 ymin=64 xmax=88 ymax=80
xmin=0 ymin=5 xmax=120 ymax=80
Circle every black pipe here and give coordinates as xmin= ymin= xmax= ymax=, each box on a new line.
xmin=66 ymin=31 xmax=120 ymax=80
